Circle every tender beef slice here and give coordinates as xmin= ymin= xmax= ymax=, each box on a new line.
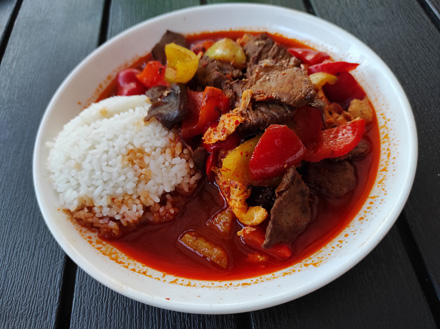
xmin=238 ymin=102 xmax=293 ymax=133
xmin=304 ymin=160 xmax=356 ymax=198
xmin=249 ymin=58 xmax=316 ymax=108
xmin=248 ymin=186 xmax=277 ymax=211
xmin=152 ymin=30 xmax=187 ymax=64
xmin=191 ymin=147 xmax=208 ymax=172
xmin=195 ymin=56 xmax=243 ymax=89
xmin=222 ymin=79 xmax=249 ymax=108
xmin=238 ymin=33 xmax=296 ymax=77
xmin=263 ymin=167 xmax=311 ymax=249
xmin=333 ymin=139 xmax=370 ymax=161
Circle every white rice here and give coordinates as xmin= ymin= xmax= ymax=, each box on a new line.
xmin=47 ymin=95 xmax=201 ymax=233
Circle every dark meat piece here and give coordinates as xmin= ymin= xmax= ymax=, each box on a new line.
xmin=248 ymin=186 xmax=276 ymax=211
xmin=238 ymin=102 xmax=293 ymax=133
xmin=249 ymin=58 xmax=316 ymax=108
xmin=145 ymin=84 xmax=188 ymax=130
xmin=195 ymin=56 xmax=243 ymax=89
xmin=238 ymin=33 xmax=297 ymax=77
xmin=304 ymin=160 xmax=356 ymax=198
xmin=191 ymin=147 xmax=208 ymax=172
xmin=145 ymin=84 xmax=167 ymax=99
xmin=152 ymin=30 xmax=188 ymax=64
xmin=222 ymin=79 xmax=248 ymax=108
xmin=263 ymin=167 xmax=311 ymax=249
xmin=333 ymin=139 xmax=370 ymax=161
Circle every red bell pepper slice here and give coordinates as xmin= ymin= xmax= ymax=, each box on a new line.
xmin=323 ymin=71 xmax=366 ymax=105
xmin=291 ymin=106 xmax=323 ymax=147
xmin=288 ymin=47 xmax=330 ymax=65
xmin=136 ymin=61 xmax=168 ymax=89
xmin=181 ymin=87 xmax=230 ymax=139
xmin=181 ymin=89 xmax=204 ymax=139
xmin=115 ymin=68 xmax=147 ymax=96
xmin=304 ymin=118 xmax=365 ymax=162
xmin=308 ymin=61 xmax=359 ymax=75
xmin=240 ymin=227 xmax=292 ymax=260
xmin=249 ymin=125 xmax=305 ymax=181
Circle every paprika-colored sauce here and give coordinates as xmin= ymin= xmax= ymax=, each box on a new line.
xmin=106 ymin=31 xmax=380 ymax=280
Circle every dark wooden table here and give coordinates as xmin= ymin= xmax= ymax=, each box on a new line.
xmin=1 ymin=0 xmax=440 ymax=328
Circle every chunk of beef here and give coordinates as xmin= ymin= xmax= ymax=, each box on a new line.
xmin=304 ymin=160 xmax=356 ymax=198
xmin=333 ymin=139 xmax=370 ymax=161
xmin=263 ymin=167 xmax=311 ymax=249
xmin=195 ymin=56 xmax=243 ymax=89
xmin=152 ymin=30 xmax=188 ymax=64
xmin=222 ymin=79 xmax=248 ymax=108
xmin=238 ymin=33 xmax=296 ymax=77
xmin=191 ymin=147 xmax=208 ymax=172
xmin=248 ymin=186 xmax=276 ymax=211
xmin=238 ymin=102 xmax=293 ymax=133
xmin=249 ymin=58 xmax=316 ymax=108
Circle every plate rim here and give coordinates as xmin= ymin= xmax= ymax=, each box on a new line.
xmin=32 ymin=3 xmax=418 ymax=314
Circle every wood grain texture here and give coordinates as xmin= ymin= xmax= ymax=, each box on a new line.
xmin=311 ymin=0 xmax=440 ymax=300
xmin=0 ymin=0 xmax=104 ymax=328
xmin=205 ymin=0 xmax=306 ymax=11
xmin=107 ymin=0 xmax=199 ymax=38
xmin=70 ymin=269 xmax=239 ymax=329
xmin=0 ymin=0 xmax=17 ymax=45
xmin=425 ymin=0 xmax=440 ymax=20
xmin=251 ymin=223 xmax=436 ymax=328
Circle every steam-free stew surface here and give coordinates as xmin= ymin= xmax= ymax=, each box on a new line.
xmin=107 ymin=31 xmax=380 ymax=280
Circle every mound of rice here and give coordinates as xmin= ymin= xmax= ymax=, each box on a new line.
xmin=47 ymin=95 xmax=201 ymax=238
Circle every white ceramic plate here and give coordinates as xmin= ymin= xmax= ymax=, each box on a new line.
xmin=33 ymin=4 xmax=417 ymax=314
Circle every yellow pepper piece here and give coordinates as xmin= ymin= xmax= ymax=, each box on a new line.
xmin=220 ymin=136 xmax=259 ymax=185
xmin=164 ymin=43 xmax=199 ymax=83
xmin=205 ymin=38 xmax=246 ymax=68
xmin=309 ymin=72 xmax=338 ymax=89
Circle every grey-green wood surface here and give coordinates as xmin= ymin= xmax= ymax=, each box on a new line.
xmin=0 ymin=0 xmax=104 ymax=328
xmin=311 ymin=0 xmax=440 ymax=311
xmin=251 ymin=223 xmax=436 ymax=328
xmin=0 ymin=0 xmax=18 ymax=45
xmin=1 ymin=0 xmax=439 ymax=328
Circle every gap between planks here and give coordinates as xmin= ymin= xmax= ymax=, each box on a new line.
xmin=396 ymin=215 xmax=440 ymax=328
xmin=0 ymin=0 xmax=24 ymax=66
xmin=54 ymin=257 xmax=78 ymax=329
xmin=417 ymin=0 xmax=440 ymax=30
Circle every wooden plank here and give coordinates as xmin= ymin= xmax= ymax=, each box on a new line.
xmin=205 ymin=0 xmax=306 ymax=10
xmin=0 ymin=0 xmax=104 ymax=328
xmin=0 ymin=0 xmax=17 ymax=45
xmin=107 ymin=0 xmax=200 ymax=38
xmin=70 ymin=269 xmax=239 ymax=329
xmin=424 ymin=0 xmax=440 ymax=21
xmin=251 ymin=224 xmax=436 ymax=328
xmin=311 ymin=0 xmax=440 ymax=301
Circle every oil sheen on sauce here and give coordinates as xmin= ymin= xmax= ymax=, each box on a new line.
xmin=105 ymin=31 xmax=380 ymax=281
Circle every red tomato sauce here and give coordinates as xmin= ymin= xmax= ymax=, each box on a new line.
xmin=104 ymin=31 xmax=380 ymax=280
